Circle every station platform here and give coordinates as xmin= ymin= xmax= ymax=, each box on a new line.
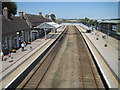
xmin=76 ymin=25 xmax=119 ymax=88
xmin=86 ymin=28 xmax=119 ymax=79
xmin=90 ymin=30 xmax=119 ymax=79
xmin=0 ymin=26 xmax=65 ymax=89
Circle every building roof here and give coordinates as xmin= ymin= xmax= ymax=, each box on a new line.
xmin=100 ymin=20 xmax=120 ymax=24
xmin=2 ymin=16 xmax=30 ymax=34
xmin=34 ymin=22 xmax=61 ymax=29
xmin=24 ymin=14 xmax=52 ymax=27
xmin=45 ymin=18 xmax=52 ymax=22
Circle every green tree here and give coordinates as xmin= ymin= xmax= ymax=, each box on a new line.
xmin=45 ymin=14 xmax=49 ymax=18
xmin=2 ymin=2 xmax=17 ymax=16
xmin=90 ymin=20 xmax=94 ymax=26
xmin=80 ymin=17 xmax=90 ymax=25
xmin=93 ymin=20 xmax=98 ymax=29
xmin=50 ymin=14 xmax=56 ymax=21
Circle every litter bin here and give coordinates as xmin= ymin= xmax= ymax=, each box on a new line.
xmin=104 ymin=44 xmax=108 ymax=47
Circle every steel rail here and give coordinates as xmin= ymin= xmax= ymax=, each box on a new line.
xmin=19 ymin=27 xmax=67 ymax=89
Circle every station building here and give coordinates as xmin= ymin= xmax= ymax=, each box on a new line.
xmin=1 ymin=7 xmax=52 ymax=54
xmin=99 ymin=19 xmax=120 ymax=40
xmin=24 ymin=12 xmax=52 ymax=41
xmin=2 ymin=7 xmax=31 ymax=54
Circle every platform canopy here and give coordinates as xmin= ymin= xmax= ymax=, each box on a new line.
xmin=79 ymin=23 xmax=90 ymax=30
xmin=34 ymin=22 xmax=61 ymax=29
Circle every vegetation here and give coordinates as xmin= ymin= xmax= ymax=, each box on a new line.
xmin=56 ymin=19 xmax=79 ymax=24
xmin=50 ymin=14 xmax=56 ymax=22
xmin=2 ymin=2 xmax=17 ymax=16
xmin=80 ymin=17 xmax=98 ymax=27
xmin=45 ymin=14 xmax=49 ymax=18
xmin=56 ymin=17 xmax=99 ymax=29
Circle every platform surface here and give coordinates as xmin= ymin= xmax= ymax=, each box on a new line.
xmin=78 ymin=26 xmax=120 ymax=80
xmin=0 ymin=26 xmax=64 ymax=83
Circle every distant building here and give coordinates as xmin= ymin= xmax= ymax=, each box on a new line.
xmin=99 ymin=19 xmax=120 ymax=40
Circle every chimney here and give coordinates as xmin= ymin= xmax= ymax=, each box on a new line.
xmin=3 ymin=7 xmax=9 ymax=19
xmin=19 ymin=11 xmax=24 ymax=19
xmin=39 ymin=12 xmax=42 ymax=16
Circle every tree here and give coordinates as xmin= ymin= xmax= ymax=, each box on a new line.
xmin=93 ymin=20 xmax=98 ymax=29
xmin=80 ymin=17 xmax=90 ymax=25
xmin=90 ymin=20 xmax=94 ymax=25
xmin=2 ymin=2 xmax=17 ymax=16
xmin=50 ymin=14 xmax=56 ymax=21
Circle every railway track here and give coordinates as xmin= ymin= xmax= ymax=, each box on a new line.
xmin=16 ymin=26 xmax=67 ymax=89
xmin=74 ymin=26 xmax=104 ymax=88
xmin=0 ymin=33 xmax=54 ymax=79
xmin=16 ymin=26 xmax=105 ymax=89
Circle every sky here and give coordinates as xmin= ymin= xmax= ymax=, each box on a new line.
xmin=15 ymin=2 xmax=119 ymax=19
xmin=11 ymin=0 xmax=120 ymax=2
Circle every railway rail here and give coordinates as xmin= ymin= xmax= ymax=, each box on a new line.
xmin=15 ymin=25 xmax=105 ymax=89
xmin=0 ymin=34 xmax=54 ymax=79
xmin=16 ymin=26 xmax=67 ymax=89
xmin=75 ymin=26 xmax=104 ymax=88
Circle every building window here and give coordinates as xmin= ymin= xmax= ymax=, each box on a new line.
xmin=2 ymin=37 xmax=8 ymax=49
xmin=112 ymin=25 xmax=117 ymax=31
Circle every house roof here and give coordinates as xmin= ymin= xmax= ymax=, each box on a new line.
xmin=24 ymin=14 xmax=52 ymax=27
xmin=2 ymin=16 xmax=30 ymax=34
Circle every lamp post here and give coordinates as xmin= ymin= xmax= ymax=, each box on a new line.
xmin=44 ymin=28 xmax=47 ymax=40
xmin=107 ymin=20 xmax=110 ymax=37
xmin=22 ymin=31 xmax=24 ymax=42
xmin=0 ymin=41 xmax=2 ymax=51
xmin=106 ymin=20 xmax=110 ymax=43
xmin=104 ymin=20 xmax=110 ymax=47
xmin=16 ymin=32 xmax=20 ymax=48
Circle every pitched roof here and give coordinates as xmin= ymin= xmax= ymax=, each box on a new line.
xmin=45 ymin=18 xmax=52 ymax=22
xmin=24 ymin=14 xmax=52 ymax=27
xmin=2 ymin=16 xmax=30 ymax=34
xmin=35 ymin=22 xmax=61 ymax=29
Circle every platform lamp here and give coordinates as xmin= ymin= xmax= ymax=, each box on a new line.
xmin=44 ymin=28 xmax=47 ymax=40
xmin=0 ymin=41 xmax=2 ymax=51
xmin=21 ymin=31 xmax=24 ymax=42
xmin=16 ymin=32 xmax=20 ymax=48
xmin=107 ymin=20 xmax=111 ymax=43
xmin=107 ymin=20 xmax=110 ymax=37
xmin=104 ymin=20 xmax=110 ymax=47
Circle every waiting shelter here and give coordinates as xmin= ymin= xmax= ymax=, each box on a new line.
xmin=34 ymin=22 xmax=61 ymax=33
xmin=34 ymin=22 xmax=61 ymax=39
